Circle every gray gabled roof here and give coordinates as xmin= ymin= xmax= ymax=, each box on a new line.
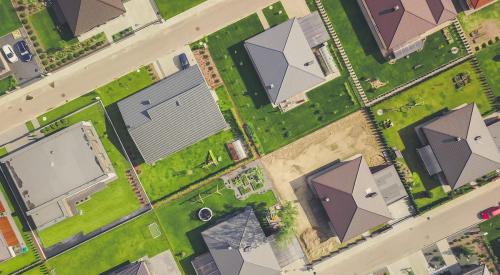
xmin=244 ymin=18 xmax=325 ymax=105
xmin=56 ymin=0 xmax=125 ymax=36
xmin=201 ymin=207 xmax=280 ymax=275
xmin=117 ymin=65 xmax=228 ymax=164
xmin=108 ymin=261 xmax=150 ymax=275
xmin=310 ymin=155 xmax=392 ymax=242
xmin=422 ymin=104 xmax=500 ymax=189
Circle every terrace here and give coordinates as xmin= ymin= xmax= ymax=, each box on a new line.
xmin=371 ymin=61 xmax=493 ymax=210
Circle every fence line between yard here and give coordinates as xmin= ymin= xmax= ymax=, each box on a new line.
xmin=314 ymin=0 xmax=368 ymax=106
xmin=366 ymin=54 xmax=473 ymax=107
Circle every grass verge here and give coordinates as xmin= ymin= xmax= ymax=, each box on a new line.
xmin=154 ymin=0 xmax=206 ymax=20
xmin=262 ymin=1 xmax=289 ymax=27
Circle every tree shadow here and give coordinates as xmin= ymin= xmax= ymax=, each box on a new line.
xmin=104 ymin=103 xmax=145 ymax=166
xmin=337 ymin=0 xmax=387 ymax=65
xmin=227 ymin=42 xmax=271 ymax=109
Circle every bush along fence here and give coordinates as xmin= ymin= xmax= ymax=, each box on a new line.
xmin=470 ymin=56 xmax=498 ymax=111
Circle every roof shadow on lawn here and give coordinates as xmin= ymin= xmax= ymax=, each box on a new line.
xmin=397 ymin=108 xmax=450 ymax=191
xmin=0 ymin=173 xmax=34 ymax=233
xmin=337 ymin=0 xmax=386 ymax=65
xmin=104 ymin=103 xmax=145 ymax=166
xmin=228 ymin=42 xmax=271 ymax=110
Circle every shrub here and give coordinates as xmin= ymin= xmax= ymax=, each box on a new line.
xmin=33 ymin=42 xmax=39 ymax=47
xmin=19 ymin=12 xmax=26 ymax=18
xmin=30 ymin=35 xmax=36 ymax=41
xmin=276 ymin=201 xmax=299 ymax=247
xmin=21 ymin=19 xmax=28 ymax=24
xmin=41 ymin=60 xmax=48 ymax=65
xmin=27 ymin=30 xmax=33 ymax=35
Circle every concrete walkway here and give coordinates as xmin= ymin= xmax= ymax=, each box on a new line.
xmin=282 ymin=0 xmax=311 ymax=18
xmin=257 ymin=10 xmax=270 ymax=29
xmin=0 ymin=0 xmax=281 ymax=137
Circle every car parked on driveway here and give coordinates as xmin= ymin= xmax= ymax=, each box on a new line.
xmin=179 ymin=53 xmax=190 ymax=70
xmin=15 ymin=40 xmax=32 ymax=62
xmin=2 ymin=44 xmax=18 ymax=63
xmin=480 ymin=206 xmax=500 ymax=220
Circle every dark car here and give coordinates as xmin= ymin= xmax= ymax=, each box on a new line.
xmin=15 ymin=40 xmax=32 ymax=62
xmin=179 ymin=53 xmax=190 ymax=70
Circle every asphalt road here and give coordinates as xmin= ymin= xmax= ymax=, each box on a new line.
xmin=0 ymin=0 xmax=277 ymax=134
xmin=314 ymin=181 xmax=500 ymax=275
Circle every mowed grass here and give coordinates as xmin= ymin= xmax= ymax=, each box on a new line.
xmin=37 ymin=103 xmax=141 ymax=247
xmin=480 ymin=215 xmax=500 ymax=260
xmin=204 ymin=14 xmax=359 ymax=154
xmin=46 ymin=212 xmax=171 ymax=275
xmin=0 ymin=75 xmax=17 ymax=96
xmin=0 ymin=0 xmax=21 ymax=37
xmin=29 ymin=8 xmax=76 ymax=50
xmin=458 ymin=1 xmax=500 ymax=35
xmin=154 ymin=0 xmax=206 ymax=20
xmin=476 ymin=42 xmax=500 ymax=97
xmin=37 ymin=67 xmax=153 ymax=126
xmin=262 ymin=1 xmax=289 ymax=27
xmin=137 ymin=87 xmax=239 ymax=201
xmin=0 ymin=178 xmax=39 ymax=274
xmin=371 ymin=61 xmax=492 ymax=210
xmin=0 ymin=146 xmax=7 ymax=157
xmin=156 ymin=180 xmax=277 ymax=274
xmin=322 ymin=0 xmax=466 ymax=99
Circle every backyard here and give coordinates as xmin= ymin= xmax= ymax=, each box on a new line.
xmin=477 ymin=42 xmax=500 ymax=97
xmin=321 ymin=0 xmax=466 ymax=99
xmin=45 ymin=212 xmax=170 ymax=274
xmin=262 ymin=1 xmax=289 ymax=27
xmin=156 ymin=179 xmax=277 ymax=274
xmin=371 ymin=61 xmax=493 ymax=210
xmin=0 ymin=0 xmax=21 ymax=37
xmin=36 ymin=103 xmax=141 ymax=248
xmin=202 ymin=14 xmax=359 ymax=154
xmin=480 ymin=215 xmax=500 ymax=263
xmin=458 ymin=0 xmax=499 ymax=50
xmin=154 ymin=0 xmax=205 ymax=20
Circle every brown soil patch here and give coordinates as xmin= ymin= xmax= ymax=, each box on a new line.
xmin=261 ymin=110 xmax=384 ymax=260
xmin=469 ymin=19 xmax=500 ymax=50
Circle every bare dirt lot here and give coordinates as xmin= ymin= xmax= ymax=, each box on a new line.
xmin=261 ymin=110 xmax=385 ymax=260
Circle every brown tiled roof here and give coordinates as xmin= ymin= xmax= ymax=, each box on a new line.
xmin=310 ymin=156 xmax=391 ymax=242
xmin=469 ymin=0 xmax=494 ymax=8
xmin=361 ymin=0 xmax=456 ymax=49
xmin=56 ymin=0 xmax=125 ymax=36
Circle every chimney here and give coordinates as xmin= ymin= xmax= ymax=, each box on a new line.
xmin=324 ymin=197 xmax=331 ymax=202
xmin=393 ymin=5 xmax=400 ymax=11
xmin=456 ymin=137 xmax=462 ymax=142
xmin=304 ymin=60 xmax=314 ymax=66
xmin=474 ymin=136 xmax=482 ymax=141
xmin=267 ymin=83 xmax=274 ymax=90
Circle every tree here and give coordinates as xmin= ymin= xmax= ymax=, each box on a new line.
xmin=276 ymin=201 xmax=298 ymax=247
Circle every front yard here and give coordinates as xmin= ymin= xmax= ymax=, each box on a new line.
xmin=201 ymin=14 xmax=359 ymax=154
xmin=46 ymin=212 xmax=170 ymax=274
xmin=480 ymin=215 xmax=500 ymax=263
xmin=371 ymin=61 xmax=493 ymax=210
xmin=321 ymin=0 xmax=466 ymax=99
xmin=0 ymin=76 xmax=17 ymax=96
xmin=262 ymin=1 xmax=289 ymax=27
xmin=36 ymin=103 xmax=141 ymax=248
xmin=0 ymin=0 xmax=21 ymax=37
xmin=156 ymin=180 xmax=277 ymax=274
xmin=154 ymin=0 xmax=206 ymax=20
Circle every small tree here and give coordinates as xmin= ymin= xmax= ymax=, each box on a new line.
xmin=276 ymin=201 xmax=298 ymax=247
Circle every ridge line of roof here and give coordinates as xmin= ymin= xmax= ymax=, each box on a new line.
xmin=404 ymin=7 xmax=438 ymax=25
xmin=98 ymin=0 xmax=126 ymax=12
xmin=357 ymin=202 xmax=392 ymax=219
xmin=451 ymin=152 xmax=475 ymax=188
xmin=464 ymin=104 xmax=475 ymax=139
xmin=243 ymin=258 xmax=279 ymax=272
xmin=340 ymin=207 xmax=361 ymax=241
xmin=239 ymin=209 xmax=251 ymax=247
xmin=385 ymin=8 xmax=406 ymax=47
xmin=286 ymin=61 xmax=325 ymax=82
xmin=282 ymin=18 xmax=298 ymax=52
xmin=350 ymin=156 xmax=363 ymax=195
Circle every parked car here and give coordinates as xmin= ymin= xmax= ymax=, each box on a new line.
xmin=2 ymin=44 xmax=18 ymax=63
xmin=15 ymin=40 xmax=32 ymax=62
xmin=179 ymin=53 xmax=190 ymax=70
xmin=480 ymin=206 xmax=500 ymax=220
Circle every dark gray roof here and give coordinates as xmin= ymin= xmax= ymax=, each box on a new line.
xmin=201 ymin=207 xmax=280 ymax=275
xmin=117 ymin=65 xmax=227 ymax=164
xmin=244 ymin=18 xmax=325 ymax=105
xmin=487 ymin=120 xmax=500 ymax=151
xmin=108 ymin=261 xmax=150 ymax=275
xmin=55 ymin=0 xmax=125 ymax=36
xmin=372 ymin=165 xmax=407 ymax=204
xmin=462 ymin=265 xmax=491 ymax=275
xmin=421 ymin=104 xmax=500 ymax=189
xmin=0 ymin=122 xmax=115 ymax=229
xmin=310 ymin=155 xmax=392 ymax=242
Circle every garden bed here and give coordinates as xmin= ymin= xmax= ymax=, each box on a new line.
xmin=371 ymin=61 xmax=493 ymax=210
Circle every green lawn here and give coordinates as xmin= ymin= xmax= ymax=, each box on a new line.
xmin=322 ymin=0 xmax=466 ymax=99
xmin=156 ymin=180 xmax=277 ymax=274
xmin=477 ymin=42 xmax=500 ymax=97
xmin=203 ymin=14 xmax=359 ymax=154
xmin=480 ymin=215 xmax=500 ymax=261
xmin=262 ymin=1 xmax=289 ymax=27
xmin=137 ymin=87 xmax=240 ymax=201
xmin=36 ymin=103 xmax=141 ymax=247
xmin=0 ymin=0 xmax=21 ymax=37
xmin=29 ymin=8 xmax=76 ymax=50
xmin=46 ymin=212 xmax=171 ymax=275
xmin=371 ymin=61 xmax=493 ymax=210
xmin=0 ymin=75 xmax=17 ymax=96
xmin=458 ymin=1 xmax=500 ymax=36
xmin=0 ymin=146 xmax=7 ymax=157
xmin=154 ymin=0 xmax=206 ymax=20
xmin=0 ymin=177 xmax=40 ymax=274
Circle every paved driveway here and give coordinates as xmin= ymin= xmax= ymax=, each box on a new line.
xmin=0 ymin=34 xmax=40 ymax=87
xmin=0 ymin=33 xmax=41 ymax=87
